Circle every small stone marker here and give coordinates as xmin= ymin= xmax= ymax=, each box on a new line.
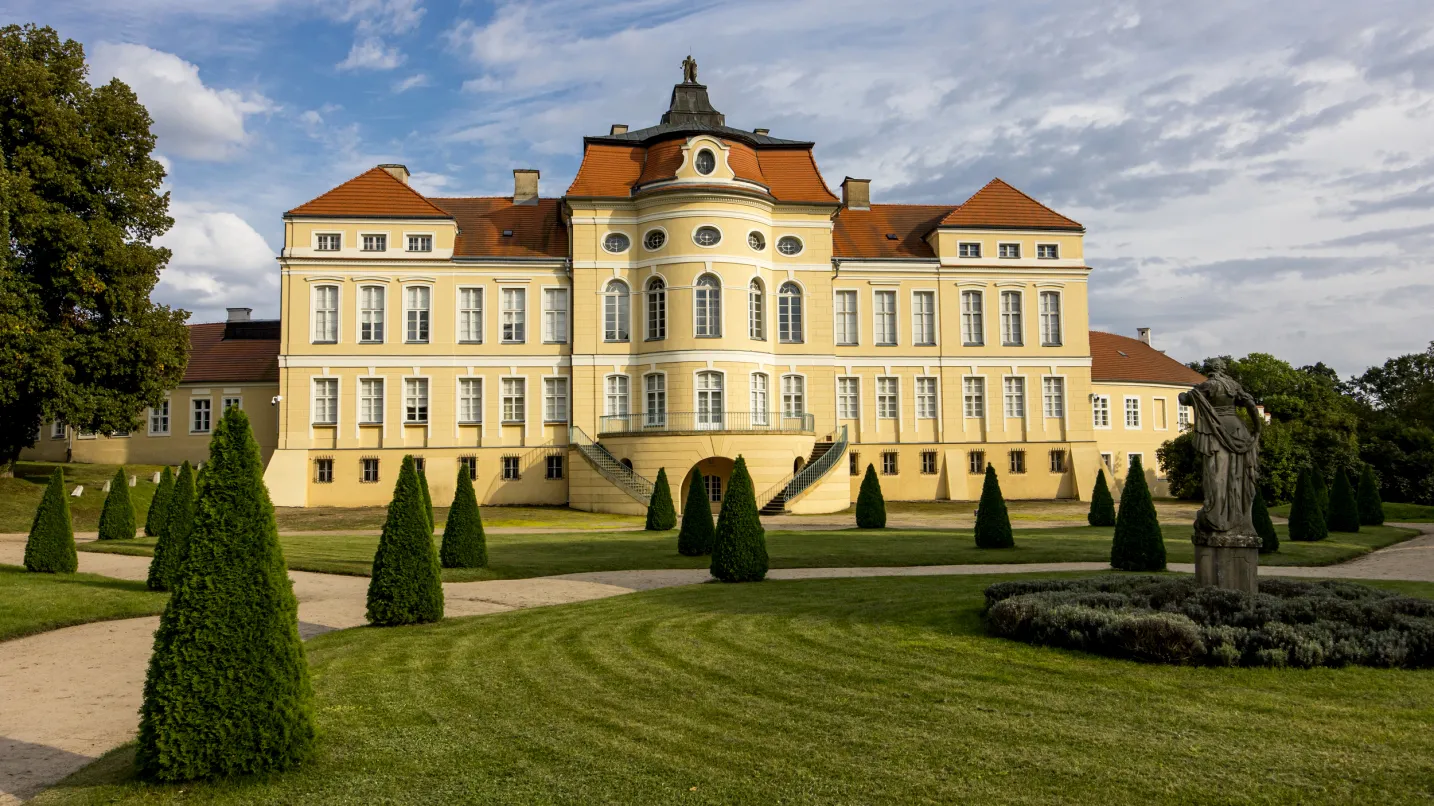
xmin=70 ymin=485 xmax=84 ymax=497
xmin=152 ymin=471 xmax=161 ymax=484
xmin=102 ymin=480 xmax=111 ymax=492
xmin=130 ymin=475 xmax=138 ymax=487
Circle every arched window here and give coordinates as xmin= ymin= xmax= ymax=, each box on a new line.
xmin=604 ymin=279 xmax=629 ymax=342
xmin=748 ymin=279 xmax=766 ymax=340
xmin=778 ymin=282 xmax=803 ymax=343
xmin=694 ymin=274 xmax=721 ymax=337
xmin=646 ymin=277 xmax=666 ymax=340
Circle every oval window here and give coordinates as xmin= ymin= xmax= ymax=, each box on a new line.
xmin=776 ymin=236 xmax=803 ymax=256
xmin=694 ymin=149 xmax=716 ymax=175
xmin=694 ymin=226 xmax=722 ymax=246
xmin=603 ymin=233 xmax=631 ymax=253
xmin=643 ymin=230 xmax=666 ymax=251
xmin=748 ymin=231 xmax=766 ymax=251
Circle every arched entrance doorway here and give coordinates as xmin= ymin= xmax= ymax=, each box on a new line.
xmin=678 ymin=456 xmax=736 ymax=515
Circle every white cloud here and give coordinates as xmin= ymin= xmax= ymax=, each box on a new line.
xmin=89 ymin=42 xmax=275 ymax=161
xmin=393 ymin=73 xmax=431 ymax=93
xmin=326 ymin=0 xmax=425 ymax=34
xmin=337 ymin=37 xmax=405 ymax=70
xmin=155 ymin=201 xmax=278 ymax=322
xmin=407 ymin=171 xmax=454 ymax=195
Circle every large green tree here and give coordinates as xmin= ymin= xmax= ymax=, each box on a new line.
xmin=1344 ymin=342 xmax=1434 ymax=505
xmin=0 ymin=25 xmax=190 ymax=474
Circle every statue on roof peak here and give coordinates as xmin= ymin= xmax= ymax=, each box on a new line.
xmin=682 ymin=55 xmax=697 ymax=84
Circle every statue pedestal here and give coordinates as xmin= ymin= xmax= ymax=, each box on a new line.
xmin=1191 ymin=533 xmax=1261 ymax=594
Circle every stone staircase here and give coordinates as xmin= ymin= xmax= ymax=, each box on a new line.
xmin=568 ymin=426 xmax=655 ymax=505
xmin=758 ymin=426 xmax=848 ymax=516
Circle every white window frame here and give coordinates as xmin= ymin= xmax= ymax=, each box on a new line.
xmin=1042 ymin=376 xmax=1066 ymax=419
xmin=312 ymin=284 xmax=339 ymax=344
xmin=750 ymin=372 xmax=770 ymax=425
xmin=601 ymin=231 xmax=632 ymax=254
xmin=404 ymin=377 xmax=429 ymax=424
xmin=458 ymin=377 xmax=482 ymax=424
xmin=1000 ymin=290 xmax=1023 ymax=347
xmin=544 ymin=376 xmax=569 ymax=423
xmin=147 ymin=400 xmax=170 ymax=436
xmin=1003 ymin=376 xmax=1026 ymax=419
xmin=1128 ymin=452 xmax=1144 ymax=474
xmin=915 ymin=376 xmax=938 ymax=419
xmin=603 ymin=279 xmax=630 ymax=342
xmin=359 ymin=377 xmax=384 ymax=425
xmin=837 ymin=376 xmax=860 ymax=420
xmin=775 ymin=234 xmax=805 ymax=256
xmin=644 ymin=372 xmax=667 ymax=427
xmin=309 ymin=380 xmax=335 ymax=427
xmin=692 ymin=224 xmax=723 ymax=247
xmin=501 ymin=287 xmax=527 ymax=344
xmin=1037 ymin=243 xmax=1059 ymax=260
xmin=360 ymin=232 xmax=388 ymax=252
xmin=693 ymin=369 xmax=726 ymax=430
xmin=1039 ymin=290 xmax=1063 ymax=347
xmin=642 ymin=227 xmax=668 ymax=252
xmin=647 ymin=277 xmax=667 ymax=341
xmin=746 ymin=278 xmax=764 ymax=340
xmin=876 ymin=376 xmax=899 ymax=420
xmin=457 ymin=286 xmax=484 ymax=344
xmin=222 ymin=395 xmax=242 ymax=413
xmin=958 ymin=241 xmax=981 ymax=258
xmin=693 ymin=273 xmax=722 ymax=338
xmin=358 ymin=285 xmax=386 ymax=344
xmin=315 ymin=232 xmax=342 ymax=252
xmin=911 ymin=290 xmax=936 ymax=346
xmin=190 ymin=397 xmax=213 ymax=433
xmin=604 ymin=374 xmax=630 ymax=418
xmin=51 ymin=420 xmax=66 ymax=439
xmin=834 ymin=289 xmax=858 ymax=346
xmin=543 ymin=286 xmax=568 ymax=344
xmin=1125 ymin=396 xmax=1142 ymax=429
xmin=960 ymin=290 xmax=984 ymax=347
xmin=1092 ymin=395 xmax=1112 ymax=428
xmin=963 ymin=377 xmax=985 ymax=419
xmin=404 ymin=284 xmax=431 ymax=344
xmin=998 ymin=242 xmax=1021 ymax=259
xmin=778 ymin=281 xmax=804 ymax=344
xmin=405 ymin=233 xmax=434 ymax=253
xmin=1178 ymin=404 xmax=1193 ymax=432
xmin=1101 ymin=452 xmax=1114 ymax=471
xmin=781 ymin=373 xmax=805 ymax=418
xmin=873 ymin=289 xmax=898 ymax=346
xmin=501 ymin=377 xmax=526 ymax=424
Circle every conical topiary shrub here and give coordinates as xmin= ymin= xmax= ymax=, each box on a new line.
xmin=148 ymin=462 xmax=196 ymax=592
xmin=440 ymin=463 xmax=487 ymax=569
xmin=1110 ymin=455 xmax=1166 ymax=571
xmin=136 ymin=407 xmax=315 ymax=781
xmin=710 ymin=456 xmax=768 ymax=583
xmin=974 ymin=465 xmax=1013 ymax=549
xmin=855 ymin=464 xmax=886 ymax=528
xmin=1327 ymin=468 xmax=1360 ymax=533
xmin=1357 ymin=465 xmax=1385 ymax=526
xmin=419 ymin=468 xmax=434 ymax=534
xmin=145 ymin=466 xmax=174 ymax=538
xmin=367 ymin=455 xmax=445 ymax=626
xmin=646 ymin=468 xmax=677 ymax=531
xmin=24 ymin=468 xmax=76 ymax=573
xmin=1088 ymin=468 xmax=1116 ymax=527
xmin=677 ymin=469 xmax=716 ymax=556
xmin=1312 ymin=470 xmax=1330 ymax=526
xmin=1253 ymin=491 xmax=1278 ymax=554
xmin=98 ymin=467 xmax=136 ymax=540
xmin=1287 ymin=467 xmax=1328 ymax=542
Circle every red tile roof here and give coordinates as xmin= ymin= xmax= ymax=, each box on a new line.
xmin=833 ymin=204 xmax=951 ymax=259
xmin=566 ymin=138 xmax=837 ymax=203
xmin=183 ymin=323 xmax=279 ymax=384
xmin=428 ymin=197 xmax=568 ymax=259
xmin=939 ymin=178 xmax=1082 ymax=231
xmin=1089 ymin=331 xmax=1205 ymax=386
xmin=568 ymin=143 xmax=646 ymax=196
xmin=286 ymin=167 xmax=453 ymax=218
xmin=754 ymin=149 xmax=838 ymax=203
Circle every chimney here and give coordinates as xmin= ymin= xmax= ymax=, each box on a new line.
xmin=226 ymin=307 xmax=252 ymax=323
xmin=1136 ymin=327 xmax=1152 ymax=346
xmin=609 ymin=124 xmax=629 ymax=135
xmin=513 ymin=169 xmax=539 ymax=205
xmin=841 ymin=177 xmax=871 ymax=211
xmin=753 ymin=127 xmax=770 ymax=136
xmin=379 ymin=163 xmax=410 ymax=184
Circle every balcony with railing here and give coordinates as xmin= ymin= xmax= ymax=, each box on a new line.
xmin=597 ymin=411 xmax=815 ymax=436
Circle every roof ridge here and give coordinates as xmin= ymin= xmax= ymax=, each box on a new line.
xmin=987 ymin=176 xmax=1077 ymax=224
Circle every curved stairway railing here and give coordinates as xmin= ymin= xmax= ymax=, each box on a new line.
xmin=756 ymin=425 xmax=849 ymax=515
xmin=568 ymin=425 xmax=655 ymax=505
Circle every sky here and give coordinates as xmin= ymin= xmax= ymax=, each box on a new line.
xmin=9 ymin=0 xmax=1434 ymax=377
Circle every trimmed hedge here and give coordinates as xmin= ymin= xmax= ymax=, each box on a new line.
xmin=440 ymin=463 xmax=487 ymax=569
xmin=367 ymin=455 xmax=445 ymax=626
xmin=985 ymin=574 xmax=1434 ymax=668
xmin=1252 ymin=491 xmax=1278 ymax=554
xmin=1288 ymin=468 xmax=1328 ymax=542
xmin=24 ymin=468 xmax=76 ymax=573
xmin=1087 ymin=468 xmax=1116 ymax=527
xmin=98 ymin=467 xmax=136 ymax=540
xmin=418 ymin=468 xmax=434 ymax=534
xmin=677 ymin=470 xmax=715 ymax=556
xmin=710 ymin=456 xmax=769 ymax=583
xmin=646 ymin=468 xmax=676 ymax=531
xmin=145 ymin=466 xmax=174 ymax=538
xmin=974 ymin=465 xmax=1013 ymax=549
xmin=1328 ymin=468 xmax=1361 ymax=533
xmin=136 ymin=407 xmax=315 ymax=781
xmin=1357 ymin=465 xmax=1385 ymax=526
xmin=1110 ymin=455 xmax=1165 ymax=571
xmin=1312 ymin=470 xmax=1330 ymax=526
xmin=148 ymin=462 xmax=196 ymax=592
xmin=855 ymin=464 xmax=886 ymax=528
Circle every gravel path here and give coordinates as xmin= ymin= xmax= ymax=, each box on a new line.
xmin=2 ymin=523 xmax=1430 ymax=803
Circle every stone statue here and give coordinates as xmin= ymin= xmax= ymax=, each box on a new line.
xmin=1179 ymin=358 xmax=1263 ymax=592
xmin=682 ymin=55 xmax=698 ymax=84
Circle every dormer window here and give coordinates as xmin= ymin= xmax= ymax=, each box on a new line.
xmin=694 ymin=148 xmax=716 ymax=175
xmin=316 ymin=233 xmax=341 ymax=251
xmin=998 ymin=243 xmax=1021 ymax=259
xmin=362 ymin=234 xmax=387 ymax=252
xmin=958 ymin=242 xmax=981 ymax=258
xmin=1037 ymin=243 xmax=1059 ymax=259
xmin=407 ymin=234 xmax=433 ymax=252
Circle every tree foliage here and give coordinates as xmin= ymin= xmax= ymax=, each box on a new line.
xmin=0 ymin=25 xmax=190 ymax=471
xmin=1110 ymin=455 xmax=1166 ymax=571
xmin=147 ymin=461 xmax=195 ymax=591
xmin=855 ymin=463 xmax=886 ymax=528
xmin=1345 ymin=342 xmax=1434 ymax=505
xmin=145 ymin=465 xmax=173 ymax=537
xmin=439 ymin=463 xmax=486 ymax=569
xmin=709 ymin=456 xmax=768 ymax=583
xmin=1252 ymin=491 xmax=1278 ymax=554
xmin=1155 ymin=433 xmax=1201 ymax=500
xmin=367 ymin=455 xmax=444 ymax=626
xmin=1287 ymin=468 xmax=1328 ymax=542
xmin=1312 ymin=470 xmax=1329 ymax=526
xmin=418 ymin=469 xmax=433 ymax=533
xmin=1088 ymin=468 xmax=1116 ymax=526
xmin=24 ymin=467 xmax=75 ymax=572
xmin=1327 ymin=468 xmax=1361 ymax=533
xmin=974 ymin=465 xmax=1013 ymax=549
xmin=677 ymin=469 xmax=715 ymax=556
xmin=1357 ymin=465 xmax=1385 ymax=526
xmin=136 ymin=408 xmax=314 ymax=781
xmin=646 ymin=467 xmax=676 ymax=531
xmin=97 ymin=466 xmax=134 ymax=540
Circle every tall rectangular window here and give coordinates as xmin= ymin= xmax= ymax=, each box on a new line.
xmin=837 ymin=377 xmax=859 ymax=419
xmin=502 ymin=456 xmax=520 ymax=480
xmin=502 ymin=378 xmax=525 ymax=423
xmin=645 ymin=374 xmax=666 ymax=427
xmin=51 ymin=420 xmax=65 ymax=439
xmin=1009 ymin=450 xmax=1026 ymax=473
xmin=544 ymin=377 xmax=569 ymax=422
xmin=362 ymin=233 xmax=387 ymax=252
xmin=546 ymin=454 xmax=565 ymax=480
xmin=1039 ymin=291 xmax=1062 ymax=346
xmin=605 ymin=375 xmax=629 ymax=417
xmin=407 ymin=234 xmax=432 ymax=252
xmin=651 ymin=281 xmax=668 ymax=341
xmin=1049 ymin=449 xmax=1068 ymax=473
xmin=921 ymin=451 xmax=938 ymax=474
xmin=850 ymin=452 xmax=860 ymax=476
xmin=1003 ymin=377 xmax=1026 ymax=418
xmin=874 ymin=290 xmax=897 ymax=346
xmin=963 ymin=377 xmax=985 ymax=418
xmin=404 ymin=378 xmax=428 ymax=423
xmin=834 ymin=290 xmax=858 ymax=345
xmin=1000 ymin=290 xmax=1023 ymax=346
xmin=781 ymin=375 xmax=805 ymax=417
xmin=149 ymin=401 xmax=170 ymax=435
xmin=750 ymin=373 xmax=769 ymax=424
xmin=881 ymin=451 xmax=898 ymax=475
xmin=311 ymin=380 xmax=336 ymax=425
xmin=315 ymin=458 xmax=334 ymax=483
xmin=915 ymin=377 xmax=937 ymax=419
xmin=501 ymin=288 xmax=526 ymax=343
xmin=313 ymin=285 xmax=338 ymax=343
xmin=458 ymin=287 xmax=483 ymax=343
xmin=969 ymin=451 xmax=986 ymax=474
xmin=359 ymin=286 xmax=385 ymax=343
xmin=459 ymin=378 xmax=482 ymax=423
xmin=359 ymin=378 xmax=384 ymax=424
xmin=1125 ymin=397 xmax=1141 ymax=428
xmin=877 ymin=377 xmax=898 ymax=419
xmin=961 ymin=290 xmax=984 ymax=346
xmin=405 ymin=286 xmax=430 ymax=343
xmin=1042 ymin=377 xmax=1065 ymax=418
xmin=912 ymin=291 xmax=935 ymax=346
xmin=747 ymin=280 xmax=763 ymax=340
xmin=1092 ymin=395 xmax=1110 ymax=427
xmin=361 ymin=457 xmax=380 ymax=483
xmin=543 ymin=288 xmax=568 ymax=343
xmin=1178 ymin=405 xmax=1192 ymax=432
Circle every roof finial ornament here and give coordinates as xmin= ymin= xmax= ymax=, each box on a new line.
xmin=682 ymin=54 xmax=697 ymax=84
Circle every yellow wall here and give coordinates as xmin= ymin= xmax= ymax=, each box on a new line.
xmin=1089 ymin=381 xmax=1192 ymax=497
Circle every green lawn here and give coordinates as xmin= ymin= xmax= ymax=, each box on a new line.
xmin=1 ymin=462 xmax=167 ymax=534
xmin=1269 ymin=500 xmax=1434 ymax=523
xmin=78 ymin=524 xmax=1417 ymax=582
xmin=36 ymin=574 xmax=1434 ymax=805
xmin=273 ymin=504 xmax=644 ymax=532
xmin=0 ymin=564 xmax=167 ymax=642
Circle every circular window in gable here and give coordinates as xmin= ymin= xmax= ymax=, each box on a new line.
xmin=693 ymin=225 xmax=722 ymax=247
xmin=643 ymin=229 xmax=667 ymax=251
xmin=776 ymin=235 xmax=804 ymax=256
xmin=694 ymin=148 xmax=716 ymax=175
xmin=603 ymin=232 xmax=631 ymax=253
xmin=748 ymin=231 xmax=766 ymax=251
